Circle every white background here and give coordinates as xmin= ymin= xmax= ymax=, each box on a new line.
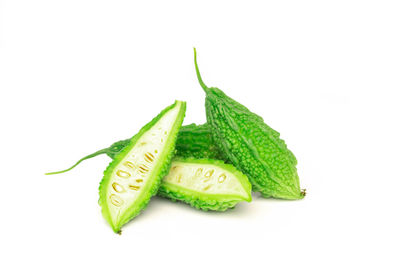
xmin=0 ymin=0 xmax=399 ymax=266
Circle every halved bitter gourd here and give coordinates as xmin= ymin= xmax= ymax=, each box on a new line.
xmin=158 ymin=158 xmax=251 ymax=211
xmin=99 ymin=100 xmax=186 ymax=233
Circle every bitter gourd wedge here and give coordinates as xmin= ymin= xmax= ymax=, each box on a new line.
xmin=45 ymin=123 xmax=225 ymax=175
xmin=99 ymin=100 xmax=186 ymax=233
xmin=158 ymin=158 xmax=251 ymax=211
xmin=193 ymin=48 xmax=304 ymax=200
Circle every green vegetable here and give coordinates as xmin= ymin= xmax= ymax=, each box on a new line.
xmin=159 ymin=158 xmax=251 ymax=211
xmin=101 ymin=123 xmax=224 ymax=161
xmin=45 ymin=124 xmax=224 ymax=175
xmin=194 ymin=48 xmax=305 ymax=200
xmin=99 ymin=100 xmax=186 ymax=233
xmin=176 ymin=123 xmax=226 ymax=160
xmin=46 ymin=120 xmax=248 ymax=212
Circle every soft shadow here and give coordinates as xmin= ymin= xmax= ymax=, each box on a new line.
xmin=153 ymin=194 xmax=261 ymax=218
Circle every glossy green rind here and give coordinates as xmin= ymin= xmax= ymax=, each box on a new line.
xmin=99 ymin=101 xmax=186 ymax=233
xmin=158 ymin=158 xmax=251 ymax=211
xmin=194 ymin=48 xmax=304 ymax=200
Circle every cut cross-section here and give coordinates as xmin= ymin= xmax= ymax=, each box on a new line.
xmin=158 ymin=158 xmax=252 ymax=211
xmin=99 ymin=100 xmax=186 ymax=233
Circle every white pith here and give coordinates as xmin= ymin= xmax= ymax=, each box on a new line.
xmin=163 ymin=161 xmax=248 ymax=199
xmin=107 ymin=103 xmax=181 ymax=223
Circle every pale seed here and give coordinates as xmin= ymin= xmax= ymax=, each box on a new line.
xmin=110 ymin=194 xmax=124 ymax=207
xmin=129 ymin=185 xmax=140 ymax=191
xmin=117 ymin=170 xmax=131 ymax=178
xmin=218 ymin=174 xmax=227 ymax=183
xmin=112 ymin=182 xmax=125 ymax=193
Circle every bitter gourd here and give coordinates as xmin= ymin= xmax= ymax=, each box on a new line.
xmin=99 ymin=100 xmax=186 ymax=233
xmin=45 ymin=124 xmax=224 ymax=175
xmin=159 ymin=158 xmax=251 ymax=211
xmin=46 ymin=123 xmax=249 ymax=211
xmin=194 ymin=48 xmax=304 ymax=200
xmin=175 ymin=123 xmax=226 ymax=160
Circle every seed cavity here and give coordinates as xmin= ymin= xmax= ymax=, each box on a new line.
xmin=203 ymin=170 xmax=214 ymax=183
xmin=218 ymin=174 xmax=227 ymax=183
xmin=138 ymin=164 xmax=149 ymax=174
xmin=203 ymin=169 xmax=214 ymax=182
xmin=123 ymin=161 xmax=135 ymax=169
xmin=144 ymin=152 xmax=155 ymax=163
xmin=176 ymin=174 xmax=182 ymax=183
xmin=117 ymin=170 xmax=131 ymax=178
xmin=205 ymin=169 xmax=214 ymax=178
xmin=129 ymin=185 xmax=140 ymax=191
xmin=112 ymin=182 xmax=125 ymax=193
xmin=203 ymin=185 xmax=213 ymax=191
xmin=136 ymin=179 xmax=143 ymax=183
xmin=195 ymin=168 xmax=203 ymax=177
xmin=110 ymin=194 xmax=124 ymax=207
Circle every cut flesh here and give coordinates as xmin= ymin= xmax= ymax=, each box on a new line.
xmin=99 ymin=101 xmax=186 ymax=233
xmin=159 ymin=158 xmax=252 ymax=211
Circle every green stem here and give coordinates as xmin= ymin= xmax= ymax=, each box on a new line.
xmin=193 ymin=47 xmax=209 ymax=92
xmin=45 ymin=148 xmax=109 ymax=175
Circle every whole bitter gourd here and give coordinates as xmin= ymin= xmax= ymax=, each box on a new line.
xmin=45 ymin=124 xmax=224 ymax=175
xmin=99 ymin=100 xmax=186 ymax=233
xmin=159 ymin=158 xmax=251 ymax=211
xmin=194 ymin=48 xmax=304 ymax=200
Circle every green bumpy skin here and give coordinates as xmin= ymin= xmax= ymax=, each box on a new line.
xmin=45 ymin=124 xmax=224 ymax=175
xmin=174 ymin=123 xmax=226 ymax=160
xmin=194 ymin=48 xmax=304 ymax=200
xmin=99 ymin=100 xmax=186 ymax=233
xmin=158 ymin=158 xmax=251 ymax=211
